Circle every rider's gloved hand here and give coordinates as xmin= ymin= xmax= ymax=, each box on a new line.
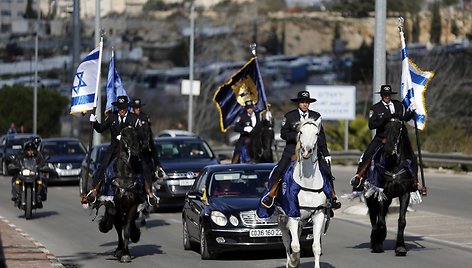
xmin=265 ymin=111 xmax=273 ymax=121
xmin=325 ymin=156 xmax=332 ymax=166
xmin=89 ymin=113 xmax=96 ymax=122
xmin=116 ymin=134 xmax=122 ymax=141
xmin=408 ymin=102 xmax=417 ymax=111
xmin=243 ymin=126 xmax=253 ymax=133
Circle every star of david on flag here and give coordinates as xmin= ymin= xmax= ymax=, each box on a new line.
xmin=105 ymin=50 xmax=129 ymax=113
xmin=399 ymin=28 xmax=434 ymax=130
xmin=70 ymin=42 xmax=103 ymax=114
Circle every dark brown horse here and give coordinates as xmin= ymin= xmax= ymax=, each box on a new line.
xmin=364 ymin=119 xmax=418 ymax=256
xmin=232 ymin=118 xmax=274 ymax=164
xmin=100 ymin=126 xmax=143 ymax=262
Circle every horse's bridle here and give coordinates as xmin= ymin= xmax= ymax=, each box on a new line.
xmin=389 ymin=118 xmax=403 ymax=157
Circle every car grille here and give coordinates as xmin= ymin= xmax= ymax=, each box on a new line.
xmin=166 ymin=171 xmax=198 ymax=179
xmin=240 ymin=210 xmax=278 ymax=226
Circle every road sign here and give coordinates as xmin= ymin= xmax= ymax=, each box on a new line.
xmin=306 ymin=85 xmax=356 ymax=120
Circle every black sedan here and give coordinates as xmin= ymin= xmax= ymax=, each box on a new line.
xmin=182 ymin=163 xmax=314 ymax=259
xmin=41 ymin=138 xmax=86 ymax=184
xmin=0 ymin=133 xmax=40 ymax=175
xmin=154 ymin=136 xmax=219 ymax=208
xmin=79 ymin=143 xmax=109 ymax=195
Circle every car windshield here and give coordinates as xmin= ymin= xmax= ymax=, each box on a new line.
xmin=209 ymin=170 xmax=271 ymax=198
xmin=156 ymin=140 xmax=214 ymax=161
xmin=6 ymin=137 xmax=34 ymax=153
xmin=42 ymin=141 xmax=86 ymax=156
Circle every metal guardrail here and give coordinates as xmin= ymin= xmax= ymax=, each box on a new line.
xmin=212 ymin=147 xmax=472 ymax=165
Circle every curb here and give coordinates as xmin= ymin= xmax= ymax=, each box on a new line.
xmin=0 ymin=216 xmax=64 ymax=268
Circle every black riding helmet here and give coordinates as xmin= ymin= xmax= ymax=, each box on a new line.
xmin=23 ymin=141 xmax=37 ymax=154
xmin=31 ymin=137 xmax=41 ymax=148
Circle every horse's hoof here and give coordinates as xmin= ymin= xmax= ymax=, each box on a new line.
xmin=371 ymin=245 xmax=384 ymax=253
xmin=114 ymin=249 xmax=123 ymax=258
xmin=395 ymin=247 xmax=407 ymax=256
xmin=120 ymin=255 xmax=131 ymax=263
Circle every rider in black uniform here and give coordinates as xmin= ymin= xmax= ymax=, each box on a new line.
xmin=130 ymin=98 xmax=161 ymax=206
xmin=232 ymin=100 xmax=260 ymax=163
xmin=261 ymin=90 xmax=341 ymax=210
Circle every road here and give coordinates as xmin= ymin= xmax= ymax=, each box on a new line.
xmin=0 ymin=166 xmax=471 ymax=267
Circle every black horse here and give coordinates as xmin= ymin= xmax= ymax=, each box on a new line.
xmin=99 ymin=126 xmax=143 ymax=263
xmin=232 ymin=118 xmax=275 ymax=164
xmin=364 ymin=119 xmax=418 ymax=256
xmin=248 ymin=118 xmax=275 ymax=163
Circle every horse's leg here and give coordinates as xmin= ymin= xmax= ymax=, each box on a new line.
xmin=120 ymin=205 xmax=138 ymax=263
xmin=278 ymin=215 xmax=292 ymax=268
xmin=311 ymin=212 xmax=324 ymax=268
xmin=395 ymin=192 xmax=410 ymax=256
xmin=367 ymin=196 xmax=386 ymax=253
xmin=114 ymin=220 xmax=124 ymax=259
xmin=287 ymin=217 xmax=301 ymax=268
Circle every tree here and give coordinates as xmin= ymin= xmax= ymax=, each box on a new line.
xmin=412 ymin=14 xmax=421 ymax=43
xmin=430 ymin=1 xmax=442 ymax=44
xmin=24 ymin=0 xmax=38 ymax=19
xmin=0 ymin=85 xmax=69 ymax=136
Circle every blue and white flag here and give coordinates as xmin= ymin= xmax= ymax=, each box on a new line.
xmin=105 ymin=50 xmax=129 ymax=113
xmin=399 ymin=29 xmax=434 ymax=130
xmin=70 ymin=42 xmax=103 ymax=114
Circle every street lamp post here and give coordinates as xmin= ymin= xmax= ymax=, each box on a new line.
xmin=93 ymin=0 xmax=101 ymax=146
xmin=33 ymin=0 xmax=40 ymax=134
xmin=188 ymin=1 xmax=195 ymax=133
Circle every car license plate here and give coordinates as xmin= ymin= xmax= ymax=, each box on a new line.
xmin=58 ymin=169 xmax=80 ymax=176
xmin=249 ymin=229 xmax=282 ymax=237
xmin=179 ymin=179 xmax=194 ymax=186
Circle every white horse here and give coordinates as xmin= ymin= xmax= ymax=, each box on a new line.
xmin=278 ymin=117 xmax=328 ymax=268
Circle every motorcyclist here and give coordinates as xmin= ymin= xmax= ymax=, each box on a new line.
xmin=10 ymin=141 xmax=48 ymax=204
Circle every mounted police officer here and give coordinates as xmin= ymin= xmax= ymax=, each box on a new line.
xmin=261 ymin=90 xmax=341 ymax=210
xmin=85 ymin=96 xmax=150 ymax=203
xmin=351 ymin=84 xmax=417 ymax=190
xmin=232 ymin=100 xmax=260 ymax=163
xmin=130 ymin=98 xmax=162 ymax=206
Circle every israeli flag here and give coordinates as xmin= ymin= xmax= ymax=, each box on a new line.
xmin=70 ymin=42 xmax=103 ymax=114
xmin=400 ymin=30 xmax=434 ymax=130
xmin=105 ymin=50 xmax=129 ymax=113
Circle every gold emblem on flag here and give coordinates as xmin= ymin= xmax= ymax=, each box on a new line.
xmin=232 ymin=75 xmax=258 ymax=107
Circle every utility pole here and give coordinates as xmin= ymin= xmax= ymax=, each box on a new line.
xmin=71 ymin=0 xmax=80 ymax=137
xmin=93 ymin=0 xmax=101 ymax=146
xmin=373 ymin=0 xmax=386 ymax=137
xmin=33 ymin=0 xmax=40 ymax=134
xmin=188 ymin=1 xmax=195 ymax=133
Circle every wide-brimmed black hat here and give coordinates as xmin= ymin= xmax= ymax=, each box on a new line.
xmin=130 ymin=98 xmax=145 ymax=108
xmin=244 ymin=100 xmax=254 ymax=108
xmin=112 ymin=95 xmax=129 ymax=109
xmin=376 ymin=84 xmax=397 ymax=95
xmin=291 ymin=90 xmax=317 ymax=103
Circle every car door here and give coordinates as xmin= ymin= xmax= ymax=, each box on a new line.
xmin=185 ymin=169 xmax=208 ymax=238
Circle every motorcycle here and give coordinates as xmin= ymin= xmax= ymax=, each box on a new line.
xmin=9 ymin=158 xmax=48 ymax=220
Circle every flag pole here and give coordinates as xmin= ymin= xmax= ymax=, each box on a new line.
xmin=83 ymin=38 xmax=103 ymax=197
xmin=398 ymin=17 xmax=426 ymax=196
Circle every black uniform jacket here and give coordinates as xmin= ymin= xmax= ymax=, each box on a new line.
xmin=280 ymin=109 xmax=330 ymax=158
xmin=134 ymin=111 xmax=160 ymax=166
xmin=234 ymin=111 xmax=260 ymax=143
xmin=92 ymin=111 xmax=142 ymax=155
xmin=369 ymin=99 xmax=414 ymax=140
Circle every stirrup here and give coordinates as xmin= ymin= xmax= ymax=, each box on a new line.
xmin=86 ymin=190 xmax=98 ymax=204
xmin=261 ymin=193 xmax=275 ymax=208
xmin=147 ymin=194 xmax=160 ymax=207
xmin=350 ymin=175 xmax=363 ymax=188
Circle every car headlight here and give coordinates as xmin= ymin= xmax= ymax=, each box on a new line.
xmin=229 ymin=215 xmax=239 ymax=226
xmin=211 ymin=211 xmax=227 ymax=226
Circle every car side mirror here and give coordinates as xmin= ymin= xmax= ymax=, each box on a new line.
xmin=186 ymin=190 xmax=202 ymax=199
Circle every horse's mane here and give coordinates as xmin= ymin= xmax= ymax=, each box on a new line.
xmin=384 ymin=119 xmax=403 ymax=156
